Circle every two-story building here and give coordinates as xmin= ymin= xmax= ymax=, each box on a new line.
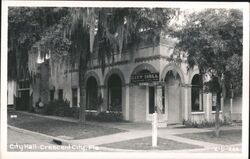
xmin=26 ymin=31 xmax=241 ymax=124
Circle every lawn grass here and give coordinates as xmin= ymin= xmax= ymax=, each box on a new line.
xmin=100 ymin=136 xmax=203 ymax=150
xmin=8 ymin=110 xmax=125 ymax=140
xmin=177 ymin=129 xmax=242 ymax=145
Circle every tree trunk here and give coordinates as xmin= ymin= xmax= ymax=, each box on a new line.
xmin=215 ymin=97 xmax=220 ymax=137
xmin=79 ymin=84 xmax=86 ymax=123
xmin=78 ymin=54 xmax=87 ymax=123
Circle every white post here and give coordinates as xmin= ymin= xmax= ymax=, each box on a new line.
xmin=152 ymin=112 xmax=158 ymax=147
xmin=220 ymin=96 xmax=224 ymax=120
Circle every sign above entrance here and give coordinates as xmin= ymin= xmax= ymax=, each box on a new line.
xmin=131 ymin=73 xmax=160 ymax=84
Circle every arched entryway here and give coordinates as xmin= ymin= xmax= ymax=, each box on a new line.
xmin=130 ymin=63 xmax=159 ymax=121
xmin=107 ymin=74 xmax=122 ymax=111
xmin=86 ymin=76 xmax=98 ymax=110
xmin=137 ymin=70 xmax=156 ymax=115
xmin=191 ymin=74 xmax=203 ymax=112
xmin=165 ymin=70 xmax=182 ymax=123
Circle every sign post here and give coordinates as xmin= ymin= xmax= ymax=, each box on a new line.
xmin=230 ymin=87 xmax=234 ymax=120
xmin=152 ymin=112 xmax=158 ymax=147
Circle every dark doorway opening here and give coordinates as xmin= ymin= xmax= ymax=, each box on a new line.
xmin=108 ymin=74 xmax=122 ymax=112
xmin=86 ymin=76 xmax=98 ymax=110
xmin=149 ymin=86 xmax=155 ymax=114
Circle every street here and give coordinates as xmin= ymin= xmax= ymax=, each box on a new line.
xmin=8 ymin=128 xmax=56 ymax=152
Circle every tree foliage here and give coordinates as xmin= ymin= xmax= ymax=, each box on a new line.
xmin=8 ymin=7 xmax=69 ymax=80
xmin=172 ymin=9 xmax=243 ymax=97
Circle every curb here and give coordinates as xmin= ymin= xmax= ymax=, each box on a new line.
xmin=8 ymin=125 xmax=71 ymax=145
xmin=7 ymin=125 xmax=131 ymax=152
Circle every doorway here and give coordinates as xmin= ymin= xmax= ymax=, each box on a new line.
xmin=165 ymin=71 xmax=182 ymax=124
xmin=107 ymin=74 xmax=122 ymax=112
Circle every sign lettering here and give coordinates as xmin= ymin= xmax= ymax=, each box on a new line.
xmin=131 ymin=73 xmax=159 ymax=83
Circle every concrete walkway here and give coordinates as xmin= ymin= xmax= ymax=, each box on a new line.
xmin=71 ymin=128 xmax=220 ymax=148
xmin=73 ymin=130 xmax=151 ymax=145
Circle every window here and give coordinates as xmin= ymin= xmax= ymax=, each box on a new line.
xmin=50 ymin=90 xmax=55 ymax=101
xmin=58 ymin=89 xmax=63 ymax=100
xmin=212 ymin=93 xmax=221 ymax=111
xmin=191 ymin=75 xmax=203 ymax=112
xmin=162 ymin=86 xmax=165 ymax=113
xmin=72 ymin=88 xmax=78 ymax=107
xmin=19 ymin=80 xmax=29 ymax=89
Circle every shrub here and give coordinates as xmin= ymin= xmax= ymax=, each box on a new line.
xmin=85 ymin=112 xmax=96 ymax=121
xmin=182 ymin=118 xmax=231 ymax=128
xmin=95 ymin=111 xmax=123 ymax=122
xmin=44 ymin=99 xmax=79 ymax=118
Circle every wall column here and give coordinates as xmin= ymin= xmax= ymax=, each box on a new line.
xmin=205 ymin=93 xmax=212 ymax=121
xmin=156 ymin=85 xmax=162 ymax=112
xmin=184 ymin=87 xmax=189 ymax=120
xmin=156 ymin=85 xmax=167 ymax=127
xmin=103 ymin=86 xmax=108 ymax=111
xmin=125 ymin=84 xmax=130 ymax=120
xmin=122 ymin=85 xmax=126 ymax=120
xmin=99 ymin=85 xmax=105 ymax=112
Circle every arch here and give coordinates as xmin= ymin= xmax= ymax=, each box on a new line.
xmin=188 ymin=67 xmax=200 ymax=84
xmin=104 ymin=68 xmax=125 ymax=86
xmin=131 ymin=63 xmax=158 ymax=75
xmin=191 ymin=74 xmax=202 ymax=86
xmin=84 ymin=71 xmax=101 ymax=87
xmin=161 ymin=64 xmax=185 ymax=84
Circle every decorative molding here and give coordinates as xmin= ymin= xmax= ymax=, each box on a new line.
xmin=161 ymin=64 xmax=185 ymax=84
xmin=87 ymin=60 xmax=130 ymax=70
xmin=131 ymin=63 xmax=158 ymax=75
xmin=135 ymin=55 xmax=172 ymax=63
xmin=191 ymin=111 xmax=205 ymax=115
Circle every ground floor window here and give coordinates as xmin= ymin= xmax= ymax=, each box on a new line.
xmin=212 ymin=93 xmax=221 ymax=111
xmin=191 ymin=74 xmax=203 ymax=112
xmin=72 ymin=88 xmax=78 ymax=107
xmin=58 ymin=89 xmax=63 ymax=100
xmin=162 ymin=86 xmax=165 ymax=113
xmin=19 ymin=80 xmax=29 ymax=89
xmin=17 ymin=90 xmax=30 ymax=110
xmin=50 ymin=89 xmax=55 ymax=101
